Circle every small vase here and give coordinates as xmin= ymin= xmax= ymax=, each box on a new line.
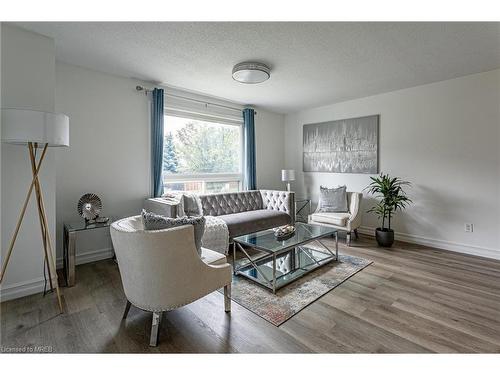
xmin=375 ymin=228 xmax=394 ymax=247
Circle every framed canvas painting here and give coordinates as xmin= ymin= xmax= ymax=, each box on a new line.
xmin=303 ymin=114 xmax=379 ymax=174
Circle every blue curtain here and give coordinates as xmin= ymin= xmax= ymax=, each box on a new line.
xmin=151 ymin=88 xmax=164 ymax=197
xmin=243 ymin=108 xmax=256 ymax=190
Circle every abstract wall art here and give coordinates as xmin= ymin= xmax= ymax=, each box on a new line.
xmin=303 ymin=114 xmax=379 ymax=174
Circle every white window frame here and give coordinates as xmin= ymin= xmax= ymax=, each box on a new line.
xmin=163 ymin=109 xmax=244 ymax=193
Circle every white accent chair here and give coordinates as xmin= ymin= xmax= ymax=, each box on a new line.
xmin=308 ymin=192 xmax=363 ymax=246
xmin=110 ymin=215 xmax=232 ymax=346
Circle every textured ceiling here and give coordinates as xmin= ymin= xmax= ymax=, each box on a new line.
xmin=15 ymin=22 xmax=500 ymax=114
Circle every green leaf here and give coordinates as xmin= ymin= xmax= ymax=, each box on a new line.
xmin=365 ymin=173 xmax=412 ymax=227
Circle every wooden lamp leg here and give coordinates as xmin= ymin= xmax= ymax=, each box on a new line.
xmin=0 ymin=142 xmax=63 ymax=314
xmin=38 ymin=192 xmax=63 ymax=313
xmin=29 ymin=143 xmax=53 ymax=291
xmin=0 ymin=144 xmax=48 ymax=284
xmin=28 ymin=143 xmax=64 ymax=313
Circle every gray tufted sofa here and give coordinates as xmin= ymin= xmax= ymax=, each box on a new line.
xmin=144 ymin=190 xmax=295 ymax=252
xmin=199 ymin=190 xmax=295 ymax=238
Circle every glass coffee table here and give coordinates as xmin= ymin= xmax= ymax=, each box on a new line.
xmin=232 ymin=223 xmax=338 ymax=293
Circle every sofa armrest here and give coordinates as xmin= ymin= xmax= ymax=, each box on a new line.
xmin=143 ymin=197 xmax=180 ymax=218
xmin=259 ymin=190 xmax=296 ymax=223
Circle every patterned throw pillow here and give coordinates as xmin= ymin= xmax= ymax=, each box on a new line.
xmin=141 ymin=210 xmax=205 ymax=255
xmin=318 ymin=185 xmax=348 ymax=212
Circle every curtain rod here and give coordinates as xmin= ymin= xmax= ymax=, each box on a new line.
xmin=135 ymin=85 xmax=256 ymax=114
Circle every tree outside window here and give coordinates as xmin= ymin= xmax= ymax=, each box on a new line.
xmin=163 ymin=115 xmax=242 ymax=194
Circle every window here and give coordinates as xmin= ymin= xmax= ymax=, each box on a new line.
xmin=163 ymin=114 xmax=242 ymax=194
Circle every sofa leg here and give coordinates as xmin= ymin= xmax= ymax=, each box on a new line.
xmin=122 ymin=300 xmax=131 ymax=320
xmin=347 ymin=232 xmax=351 ymax=247
xmin=149 ymin=311 xmax=162 ymax=347
xmin=354 ymin=229 xmax=359 ymax=240
xmin=224 ymin=284 xmax=231 ymax=313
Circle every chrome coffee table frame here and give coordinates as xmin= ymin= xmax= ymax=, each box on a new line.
xmin=232 ymin=226 xmax=338 ymax=294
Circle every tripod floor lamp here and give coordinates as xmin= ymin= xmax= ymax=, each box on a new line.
xmin=1 ymin=108 xmax=69 ymax=313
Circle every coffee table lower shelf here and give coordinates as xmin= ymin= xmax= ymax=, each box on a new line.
xmin=233 ymin=233 xmax=338 ymax=294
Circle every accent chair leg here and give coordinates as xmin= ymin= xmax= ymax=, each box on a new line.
xmin=232 ymin=242 xmax=237 ymax=275
xmin=346 ymin=231 xmax=351 ymax=246
xmin=224 ymin=284 xmax=231 ymax=313
xmin=354 ymin=229 xmax=359 ymax=240
xmin=122 ymin=300 xmax=131 ymax=320
xmin=149 ymin=311 xmax=162 ymax=347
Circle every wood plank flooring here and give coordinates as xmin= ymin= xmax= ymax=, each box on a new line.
xmin=1 ymin=235 xmax=499 ymax=353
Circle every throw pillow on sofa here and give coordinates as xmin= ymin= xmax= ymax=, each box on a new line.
xmin=161 ymin=191 xmax=202 ymax=217
xmin=141 ymin=209 xmax=205 ymax=255
xmin=318 ymin=185 xmax=348 ymax=212
xmin=182 ymin=193 xmax=203 ymax=216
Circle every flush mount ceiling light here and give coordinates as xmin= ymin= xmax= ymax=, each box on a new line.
xmin=232 ymin=62 xmax=270 ymax=84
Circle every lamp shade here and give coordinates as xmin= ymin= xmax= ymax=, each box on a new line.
xmin=1 ymin=108 xmax=69 ymax=147
xmin=281 ymin=169 xmax=295 ymax=182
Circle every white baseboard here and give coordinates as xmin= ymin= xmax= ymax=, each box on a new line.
xmin=0 ymin=276 xmax=58 ymax=302
xmin=357 ymin=226 xmax=500 ymax=260
xmin=55 ymin=247 xmax=114 ymax=269
xmin=0 ymin=248 xmax=114 ymax=303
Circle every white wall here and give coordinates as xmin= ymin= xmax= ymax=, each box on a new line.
xmin=1 ymin=24 xmax=2 ymax=282
xmin=1 ymin=24 xmax=57 ymax=300
xmin=285 ymin=69 xmax=500 ymax=259
xmin=54 ymin=62 xmax=150 ymax=265
xmin=54 ymin=62 xmax=285 ymax=264
xmin=255 ymin=109 xmax=285 ymax=190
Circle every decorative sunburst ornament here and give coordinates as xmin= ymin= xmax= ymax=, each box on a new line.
xmin=77 ymin=193 xmax=102 ymax=222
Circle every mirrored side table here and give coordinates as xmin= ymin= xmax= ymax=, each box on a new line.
xmin=63 ymin=218 xmax=114 ymax=287
xmin=295 ymin=198 xmax=311 ymax=223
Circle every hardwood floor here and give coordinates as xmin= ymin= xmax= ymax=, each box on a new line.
xmin=1 ymin=235 xmax=500 ymax=353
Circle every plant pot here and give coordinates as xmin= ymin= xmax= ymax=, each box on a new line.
xmin=375 ymin=228 xmax=394 ymax=247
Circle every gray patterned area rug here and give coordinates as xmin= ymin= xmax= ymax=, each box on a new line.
xmin=220 ymin=253 xmax=372 ymax=326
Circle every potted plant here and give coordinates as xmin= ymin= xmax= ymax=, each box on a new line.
xmin=365 ymin=173 xmax=412 ymax=247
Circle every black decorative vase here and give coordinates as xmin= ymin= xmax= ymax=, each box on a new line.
xmin=375 ymin=228 xmax=394 ymax=247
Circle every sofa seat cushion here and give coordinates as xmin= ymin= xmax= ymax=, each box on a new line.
xmin=219 ymin=209 xmax=291 ymax=238
xmin=201 ymin=247 xmax=227 ymax=266
xmin=310 ymin=212 xmax=351 ymax=227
